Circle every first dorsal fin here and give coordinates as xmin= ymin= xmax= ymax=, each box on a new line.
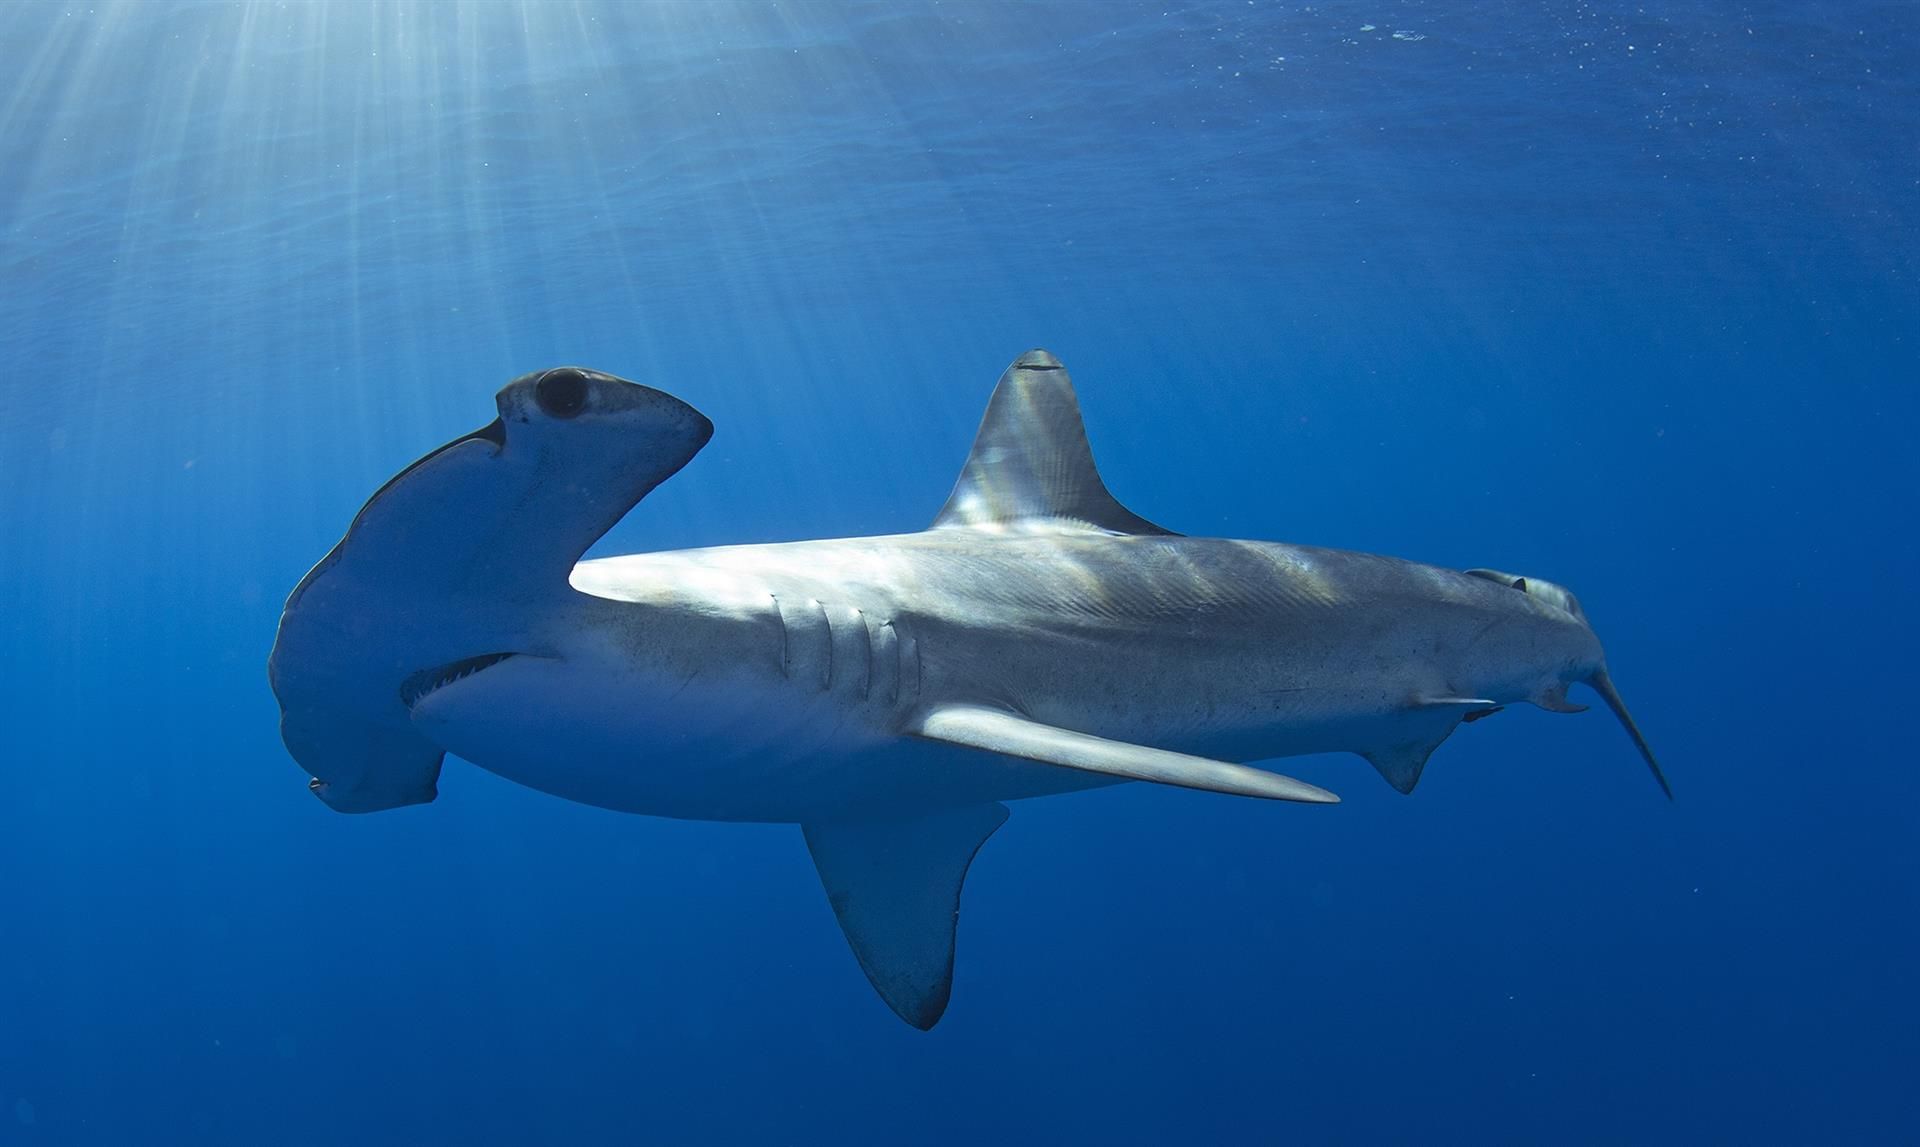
xmin=932 ymin=350 xmax=1176 ymax=535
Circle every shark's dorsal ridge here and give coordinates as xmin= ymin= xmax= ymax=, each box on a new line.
xmin=931 ymin=349 xmax=1178 ymax=535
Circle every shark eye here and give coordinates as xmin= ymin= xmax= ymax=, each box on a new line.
xmin=535 ymin=370 xmax=589 ymax=419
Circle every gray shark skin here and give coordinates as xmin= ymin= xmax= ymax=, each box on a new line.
xmin=269 ymin=350 xmax=1666 ymax=1030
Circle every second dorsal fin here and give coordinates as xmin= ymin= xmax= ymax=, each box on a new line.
xmin=931 ymin=350 xmax=1176 ymax=535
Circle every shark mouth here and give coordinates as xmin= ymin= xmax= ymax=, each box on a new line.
xmin=399 ymin=652 xmax=518 ymax=710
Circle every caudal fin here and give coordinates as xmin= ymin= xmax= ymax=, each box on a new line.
xmin=1587 ymin=667 xmax=1672 ymax=801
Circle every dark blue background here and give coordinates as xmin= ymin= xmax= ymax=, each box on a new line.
xmin=2 ymin=3 xmax=1914 ymax=1142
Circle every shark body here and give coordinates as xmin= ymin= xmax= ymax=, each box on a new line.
xmin=270 ymin=350 xmax=1665 ymax=1028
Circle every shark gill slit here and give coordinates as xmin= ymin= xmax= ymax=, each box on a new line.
xmin=874 ymin=619 xmax=900 ymax=705
xmin=771 ymin=594 xmax=834 ymax=691
xmin=892 ymin=623 xmax=905 ymax=706
xmin=812 ymin=599 xmax=832 ymax=692
xmin=910 ymin=632 xmax=923 ymax=704
xmin=854 ymin=609 xmax=873 ymax=701
xmin=770 ymin=593 xmax=787 ymax=679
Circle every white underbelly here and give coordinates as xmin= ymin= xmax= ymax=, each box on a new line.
xmin=405 ymin=653 xmax=1115 ymax=822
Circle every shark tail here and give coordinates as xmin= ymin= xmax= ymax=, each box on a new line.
xmin=1587 ymin=666 xmax=1672 ymax=801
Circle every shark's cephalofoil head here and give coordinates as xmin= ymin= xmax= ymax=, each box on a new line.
xmin=1465 ymin=567 xmax=1670 ymax=799
xmin=269 ymin=366 xmax=713 ymax=814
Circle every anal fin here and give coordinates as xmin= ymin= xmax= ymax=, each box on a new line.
xmin=804 ymin=803 xmax=1009 ymax=1030
xmin=1362 ymin=743 xmax=1441 ymax=795
xmin=1360 ymin=713 xmax=1473 ymax=795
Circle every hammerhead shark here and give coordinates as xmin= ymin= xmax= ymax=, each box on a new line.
xmin=269 ymin=349 xmax=1666 ymax=1029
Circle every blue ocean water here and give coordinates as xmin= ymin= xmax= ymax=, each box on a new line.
xmin=2 ymin=1 xmax=1915 ymax=1141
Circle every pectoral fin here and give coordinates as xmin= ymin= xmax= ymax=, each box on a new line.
xmin=804 ymin=803 xmax=1009 ymax=1030
xmin=911 ymin=704 xmax=1339 ymax=804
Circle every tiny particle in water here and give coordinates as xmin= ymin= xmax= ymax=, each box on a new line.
xmin=13 ymin=1099 xmax=34 ymax=1127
